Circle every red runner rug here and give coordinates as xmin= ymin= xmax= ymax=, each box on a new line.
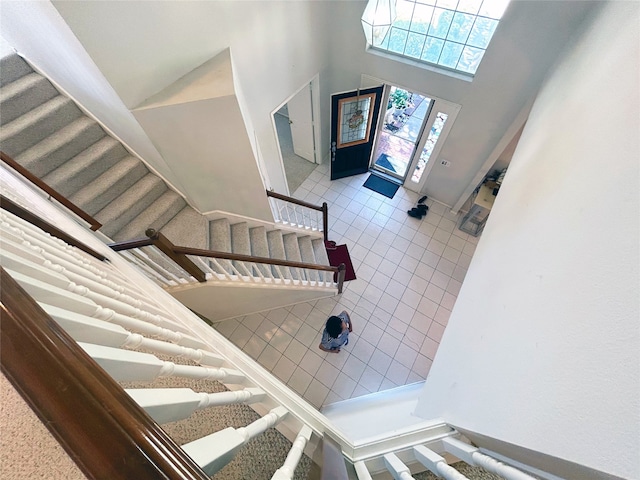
xmin=325 ymin=241 xmax=356 ymax=281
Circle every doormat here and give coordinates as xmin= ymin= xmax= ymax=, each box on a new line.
xmin=363 ymin=173 xmax=401 ymax=199
xmin=374 ymin=153 xmax=396 ymax=173
xmin=325 ymin=241 xmax=356 ymax=282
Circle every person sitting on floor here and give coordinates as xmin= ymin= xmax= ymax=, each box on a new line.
xmin=318 ymin=311 xmax=353 ymax=354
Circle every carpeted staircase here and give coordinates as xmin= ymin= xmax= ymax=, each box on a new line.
xmin=0 ymin=52 xmax=330 ymax=282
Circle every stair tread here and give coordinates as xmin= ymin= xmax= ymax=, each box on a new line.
xmin=96 ymin=174 xmax=167 ymax=238
xmin=0 ymin=95 xmax=82 ymax=157
xmin=160 ymin=206 xmax=209 ymax=250
xmin=230 ymin=223 xmax=251 ymax=256
xmin=0 ymin=72 xmax=59 ymax=125
xmin=0 ymin=54 xmax=32 ymax=87
xmin=69 ymin=156 xmax=148 ymax=215
xmin=266 ymin=230 xmax=291 ymax=280
xmin=209 ymin=218 xmax=231 ymax=252
xmin=312 ymin=238 xmax=331 ymax=283
xmin=283 ymin=233 xmax=303 ymax=280
xmin=209 ymin=218 xmax=232 ymax=275
xmin=298 ymin=236 xmax=318 ymax=282
xmin=43 ymin=136 xmax=127 ymax=197
xmin=249 ymin=226 xmax=271 ymax=277
xmin=112 ymin=190 xmax=186 ymax=242
xmin=14 ymin=116 xmax=105 ymax=177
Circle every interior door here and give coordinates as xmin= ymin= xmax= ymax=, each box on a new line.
xmin=288 ymin=83 xmax=315 ymax=163
xmin=330 ymin=85 xmax=384 ymax=180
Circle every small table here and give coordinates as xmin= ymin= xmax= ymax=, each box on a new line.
xmin=459 ymin=185 xmax=496 ymax=236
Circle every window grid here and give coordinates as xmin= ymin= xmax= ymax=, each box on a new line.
xmin=371 ymin=0 xmax=507 ymax=75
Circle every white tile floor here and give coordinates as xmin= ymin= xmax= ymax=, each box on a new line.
xmin=213 ymin=162 xmax=479 ymax=409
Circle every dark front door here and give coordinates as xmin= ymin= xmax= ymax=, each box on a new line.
xmin=330 ymin=86 xmax=384 ymax=180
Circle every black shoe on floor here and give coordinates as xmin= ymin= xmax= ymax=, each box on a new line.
xmin=418 ymin=195 xmax=428 ymax=204
xmin=416 ymin=204 xmax=428 ymax=212
xmin=408 ymin=208 xmax=424 ymax=219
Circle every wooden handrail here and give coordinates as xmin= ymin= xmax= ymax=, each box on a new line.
xmin=266 ymin=190 xmax=329 ymax=242
xmin=107 ymin=236 xmax=155 ymax=251
xmin=0 ymin=267 xmax=211 ymax=480
xmin=173 ymin=246 xmax=340 ymax=272
xmin=1 ymin=151 xmax=102 ymax=231
xmin=108 ymin=229 xmax=346 ymax=292
xmin=1 ymin=194 xmax=107 ymax=262
xmin=266 ymin=190 xmax=324 ymax=211
xmin=146 ymin=229 xmax=207 ymax=282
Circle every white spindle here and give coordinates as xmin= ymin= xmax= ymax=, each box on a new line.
xmin=414 ymin=445 xmax=469 ymax=480
xmin=271 ymin=425 xmax=313 ymax=480
xmin=182 ymin=406 xmax=288 ymax=475
xmin=133 ymin=248 xmax=185 ymax=284
xmin=354 ymin=461 xmax=373 ymax=480
xmin=120 ymin=250 xmax=175 ymax=287
xmin=126 ymin=387 xmax=265 ymax=424
xmin=383 ymin=453 xmax=415 ymax=480
xmin=7 ymin=268 xmax=207 ymax=349
xmin=1 ymin=215 xmax=110 ymax=279
xmin=79 ymin=342 xmax=245 ymax=384
xmin=41 ymin=303 xmax=223 ymax=367
xmin=442 ymin=438 xmax=536 ymax=480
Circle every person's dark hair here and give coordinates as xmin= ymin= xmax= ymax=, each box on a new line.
xmin=326 ymin=316 xmax=343 ymax=339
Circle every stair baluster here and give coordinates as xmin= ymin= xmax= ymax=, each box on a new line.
xmin=126 ymin=387 xmax=266 ymax=424
xmin=40 ymin=303 xmax=224 ymax=367
xmin=80 ymin=342 xmax=246 ymax=384
xmin=182 ymin=406 xmax=289 ymax=475
xmin=271 ymin=425 xmax=313 ymax=480
xmin=442 ymin=438 xmax=536 ymax=480
xmin=384 ymin=453 xmax=416 ymax=480
xmin=414 ymin=445 xmax=470 ymax=480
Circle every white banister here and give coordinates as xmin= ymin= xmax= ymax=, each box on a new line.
xmin=384 ymin=453 xmax=415 ymax=480
xmin=183 ymin=406 xmax=289 ymax=475
xmin=5 ymin=267 xmax=207 ymax=349
xmin=126 ymin=387 xmax=265 ymax=424
xmin=354 ymin=461 xmax=373 ymax=480
xmin=41 ymin=303 xmax=224 ymax=367
xmin=79 ymin=342 xmax=246 ymax=384
xmin=414 ymin=445 xmax=469 ymax=480
xmin=271 ymin=425 xmax=313 ymax=480
xmin=1 ymin=214 xmax=110 ymax=279
xmin=442 ymin=438 xmax=536 ymax=480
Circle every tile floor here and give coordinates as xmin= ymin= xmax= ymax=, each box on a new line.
xmin=213 ymin=162 xmax=479 ymax=409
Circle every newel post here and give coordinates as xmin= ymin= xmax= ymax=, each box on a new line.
xmin=322 ymin=202 xmax=329 ymax=242
xmin=146 ymin=229 xmax=207 ymax=282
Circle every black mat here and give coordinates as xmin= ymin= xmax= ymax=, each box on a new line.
xmin=363 ymin=173 xmax=401 ymax=199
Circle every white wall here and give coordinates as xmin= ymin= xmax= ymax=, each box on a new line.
xmin=4 ymin=1 xmax=594 ymax=213
xmin=415 ymin=3 xmax=639 ymax=479
xmin=329 ymin=1 xmax=597 ymax=207
xmin=50 ymin=0 xmax=332 ymax=201
xmin=0 ymin=1 xmax=187 ymax=195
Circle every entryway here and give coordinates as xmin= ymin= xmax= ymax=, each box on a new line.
xmin=372 ymin=87 xmax=433 ymax=182
xmin=330 ymin=78 xmax=460 ymax=195
xmin=370 ymin=84 xmax=460 ymax=194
